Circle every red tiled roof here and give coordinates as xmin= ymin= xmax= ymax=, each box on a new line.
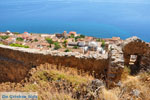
xmin=69 ymin=31 xmax=77 ymax=35
xmin=24 ymin=32 xmax=28 ymax=33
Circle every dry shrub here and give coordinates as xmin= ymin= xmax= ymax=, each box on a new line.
xmin=99 ymin=88 xmax=118 ymax=100
xmin=120 ymin=73 xmax=150 ymax=100
xmin=0 ymin=63 xmax=94 ymax=100
xmin=121 ymin=66 xmax=131 ymax=81
xmin=1 ymin=63 xmax=150 ymax=100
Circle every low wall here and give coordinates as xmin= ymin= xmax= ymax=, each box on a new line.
xmin=0 ymin=45 xmax=109 ymax=82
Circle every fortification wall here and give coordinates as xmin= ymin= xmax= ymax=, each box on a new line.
xmin=0 ymin=45 xmax=109 ymax=83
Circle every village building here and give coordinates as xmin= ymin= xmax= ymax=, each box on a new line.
xmin=6 ymin=30 xmax=13 ymax=36
xmin=66 ymin=38 xmax=74 ymax=42
xmin=51 ymin=37 xmax=58 ymax=42
xmin=23 ymin=32 xmax=30 ymax=35
xmin=68 ymin=42 xmax=78 ymax=46
xmin=0 ymin=31 xmax=13 ymax=36
xmin=41 ymin=34 xmax=51 ymax=38
xmin=3 ymin=37 xmax=16 ymax=45
xmin=41 ymin=42 xmax=49 ymax=47
xmin=77 ymin=41 xmax=86 ymax=47
xmin=88 ymin=41 xmax=98 ymax=51
xmin=55 ymin=33 xmax=64 ymax=39
xmin=17 ymin=32 xmax=31 ymax=40
xmin=57 ymin=39 xmax=64 ymax=43
xmin=62 ymin=31 xmax=68 ymax=39
xmin=103 ymin=37 xmax=121 ymax=44
xmin=84 ymin=36 xmax=94 ymax=41
xmin=68 ymin=31 xmax=77 ymax=37
xmin=0 ymin=32 xmax=7 ymax=36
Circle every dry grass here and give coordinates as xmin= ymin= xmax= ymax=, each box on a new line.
xmin=99 ymin=88 xmax=118 ymax=100
xmin=0 ymin=63 xmax=94 ymax=100
xmin=110 ymin=67 xmax=150 ymax=100
xmin=0 ymin=64 xmax=150 ymax=100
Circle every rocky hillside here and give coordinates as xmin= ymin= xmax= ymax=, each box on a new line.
xmin=0 ymin=64 xmax=150 ymax=100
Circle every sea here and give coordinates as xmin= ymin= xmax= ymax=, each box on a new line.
xmin=0 ymin=0 xmax=150 ymax=42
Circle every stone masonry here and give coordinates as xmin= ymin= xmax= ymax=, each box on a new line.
xmin=0 ymin=36 xmax=150 ymax=87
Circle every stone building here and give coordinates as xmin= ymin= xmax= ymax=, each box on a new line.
xmin=105 ymin=36 xmax=150 ymax=87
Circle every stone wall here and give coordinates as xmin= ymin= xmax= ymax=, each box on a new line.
xmin=0 ymin=45 xmax=109 ymax=83
xmin=0 ymin=36 xmax=149 ymax=86
xmin=122 ymin=36 xmax=149 ymax=66
xmin=106 ymin=44 xmax=124 ymax=87
xmin=0 ymin=57 xmax=29 ymax=82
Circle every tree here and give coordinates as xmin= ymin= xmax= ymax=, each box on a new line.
xmin=63 ymin=40 xmax=68 ymax=48
xmin=0 ymin=36 xmax=9 ymax=40
xmin=101 ymin=40 xmax=105 ymax=48
xmin=70 ymin=34 xmax=75 ymax=38
xmin=16 ymin=37 xmax=24 ymax=42
xmin=75 ymin=36 xmax=80 ymax=42
xmin=54 ymin=42 xmax=61 ymax=50
xmin=46 ymin=38 xmax=53 ymax=48
xmin=34 ymin=38 xmax=38 ymax=42
xmin=96 ymin=38 xmax=101 ymax=42
xmin=13 ymin=32 xmax=20 ymax=35
xmin=80 ymin=34 xmax=85 ymax=38
xmin=64 ymin=49 xmax=70 ymax=52
xmin=73 ymin=46 xmax=78 ymax=49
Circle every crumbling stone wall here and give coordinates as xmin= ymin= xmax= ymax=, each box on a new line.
xmin=0 ymin=36 xmax=149 ymax=87
xmin=107 ymin=44 xmax=124 ymax=87
xmin=123 ymin=36 xmax=149 ymax=66
xmin=106 ymin=36 xmax=150 ymax=87
xmin=0 ymin=57 xmax=29 ymax=82
xmin=140 ymin=44 xmax=150 ymax=71
xmin=0 ymin=45 xmax=109 ymax=83
xmin=122 ymin=37 xmax=150 ymax=74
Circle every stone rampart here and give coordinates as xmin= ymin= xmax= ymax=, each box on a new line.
xmin=0 ymin=45 xmax=109 ymax=82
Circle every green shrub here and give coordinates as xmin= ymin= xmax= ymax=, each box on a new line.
xmin=96 ymin=38 xmax=101 ymax=42
xmin=0 ymin=36 xmax=9 ymax=40
xmin=101 ymin=40 xmax=105 ymax=48
xmin=13 ymin=32 xmax=20 ymax=35
xmin=16 ymin=37 xmax=24 ymax=41
xmin=75 ymin=36 xmax=80 ymax=42
xmin=54 ymin=42 xmax=61 ymax=50
xmin=63 ymin=40 xmax=68 ymax=48
xmin=64 ymin=49 xmax=71 ymax=52
xmin=70 ymin=34 xmax=75 ymax=38
xmin=80 ymin=34 xmax=85 ymax=38
xmin=34 ymin=38 xmax=38 ymax=42
xmin=73 ymin=46 xmax=78 ymax=49
xmin=9 ymin=43 xmax=29 ymax=48
xmin=45 ymin=38 xmax=53 ymax=47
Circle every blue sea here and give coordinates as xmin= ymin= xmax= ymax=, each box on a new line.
xmin=0 ymin=0 xmax=150 ymax=42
